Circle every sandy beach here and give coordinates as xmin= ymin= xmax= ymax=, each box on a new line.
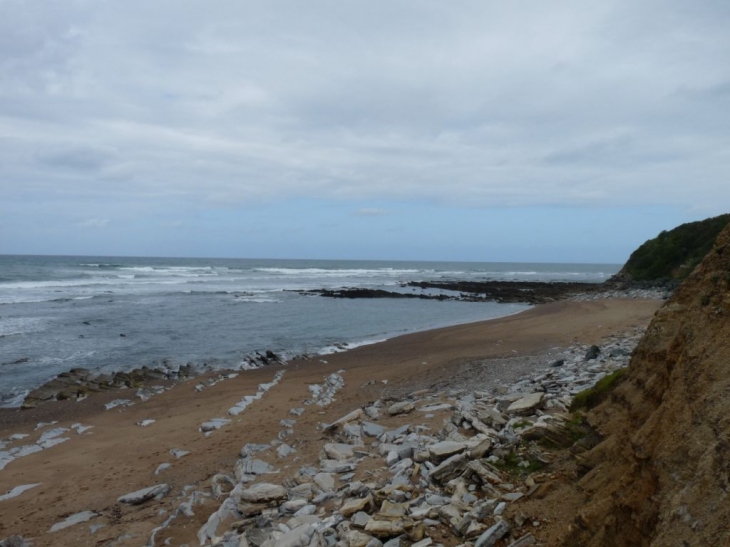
xmin=0 ymin=297 xmax=660 ymax=546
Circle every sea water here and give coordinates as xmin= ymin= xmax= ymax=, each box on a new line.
xmin=0 ymin=255 xmax=619 ymax=405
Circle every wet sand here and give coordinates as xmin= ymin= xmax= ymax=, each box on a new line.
xmin=0 ymin=298 xmax=660 ymax=546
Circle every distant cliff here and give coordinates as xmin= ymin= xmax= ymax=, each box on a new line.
xmin=564 ymin=221 xmax=730 ymax=546
xmin=610 ymin=214 xmax=729 ymax=284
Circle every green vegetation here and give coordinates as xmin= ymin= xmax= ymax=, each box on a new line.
xmin=620 ymin=214 xmax=730 ymax=281
xmin=570 ymin=368 xmax=627 ymax=412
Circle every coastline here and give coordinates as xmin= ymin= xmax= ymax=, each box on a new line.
xmin=0 ymin=297 xmax=661 ymax=546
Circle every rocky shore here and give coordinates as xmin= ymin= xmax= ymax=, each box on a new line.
xmin=0 ymin=297 xmax=661 ymax=547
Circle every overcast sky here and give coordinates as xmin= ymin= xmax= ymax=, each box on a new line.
xmin=1 ymin=0 xmax=728 ymax=262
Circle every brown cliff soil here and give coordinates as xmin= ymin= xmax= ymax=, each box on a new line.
xmin=544 ymin=223 xmax=730 ymax=546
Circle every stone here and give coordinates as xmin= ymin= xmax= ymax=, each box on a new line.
xmin=362 ymin=422 xmax=386 ymax=438
xmin=274 ymin=523 xmax=315 ymax=547
xmin=506 ymin=393 xmax=544 ymax=415
xmin=584 ymin=345 xmax=601 ymax=361
xmin=428 ymin=441 xmax=467 ymax=460
xmin=241 ymin=483 xmax=287 ymax=503
xmin=501 ymin=492 xmax=524 ymax=502
xmin=154 ymin=463 xmax=171 ymax=475
xmin=0 ymin=537 xmax=30 ymax=547
xmin=277 ymin=444 xmax=297 ymax=458
xmin=201 ymin=418 xmax=231 ymax=432
xmin=314 ymin=473 xmax=336 ymax=491
xmin=170 ymin=448 xmax=191 ymax=459
xmin=351 ymin=511 xmax=371 ymax=528
xmin=346 ymin=530 xmax=376 ymax=547
xmin=118 ymin=484 xmax=170 ymax=505
xmin=411 ymin=539 xmax=432 ymax=547
xmin=323 ymin=443 xmax=355 ymax=461
xmin=388 ymin=402 xmax=414 ymax=416
xmin=474 ymin=520 xmax=510 ymax=547
xmin=281 ymin=499 xmax=308 ymax=514
xmin=340 ymin=495 xmax=372 ymax=517
xmin=377 ymin=501 xmax=406 ymax=519
xmin=49 ymin=511 xmax=98 ymax=532
xmin=364 ymin=520 xmax=405 ymax=538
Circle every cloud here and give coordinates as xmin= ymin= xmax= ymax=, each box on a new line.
xmin=0 ymin=0 xmax=728 ymax=223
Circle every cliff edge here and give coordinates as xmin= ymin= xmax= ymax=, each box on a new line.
xmin=564 ymin=222 xmax=730 ymax=545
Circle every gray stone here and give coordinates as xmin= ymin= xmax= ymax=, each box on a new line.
xmin=345 ymin=530 xmax=375 ymax=547
xmin=387 ymin=401 xmax=414 ymax=416
xmin=340 ymin=496 xmax=372 ymax=517
xmin=428 ymin=441 xmax=467 ymax=460
xmin=474 ymin=520 xmax=510 ymax=547
xmin=350 ymin=511 xmax=371 ymax=528
xmin=362 ymin=422 xmax=386 ymax=438
xmin=0 ymin=537 xmax=30 ymax=547
xmin=49 ymin=511 xmax=98 ymax=532
xmin=323 ymin=443 xmax=355 ymax=460
xmin=281 ymin=499 xmax=308 ymax=514
xmin=314 ymin=473 xmax=336 ymax=491
xmin=506 ymin=393 xmax=544 ymax=414
xmin=241 ymin=483 xmax=287 ymax=503
xmin=274 ymin=524 xmax=315 ymax=547
xmin=118 ymin=484 xmax=170 ymax=505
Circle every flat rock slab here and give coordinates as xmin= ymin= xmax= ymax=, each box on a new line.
xmin=49 ymin=511 xmax=98 ymax=532
xmin=506 ymin=393 xmax=544 ymax=414
xmin=240 ymin=483 xmax=287 ymax=503
xmin=200 ymin=418 xmax=231 ymax=432
xmin=323 ymin=443 xmax=355 ymax=460
xmin=388 ymin=401 xmax=415 ymax=416
xmin=118 ymin=484 xmax=170 ymax=505
xmin=362 ymin=422 xmax=386 ymax=438
xmin=428 ymin=441 xmax=467 ymax=460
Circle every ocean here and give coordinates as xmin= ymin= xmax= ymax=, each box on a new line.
xmin=0 ymin=255 xmax=619 ymax=407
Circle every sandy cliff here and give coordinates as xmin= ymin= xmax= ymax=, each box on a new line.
xmin=564 ymin=223 xmax=730 ymax=546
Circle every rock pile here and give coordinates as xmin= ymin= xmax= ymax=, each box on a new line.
xmin=186 ymin=333 xmax=642 ymax=547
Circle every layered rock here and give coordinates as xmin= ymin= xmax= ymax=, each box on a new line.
xmin=565 ymin=223 xmax=730 ymax=546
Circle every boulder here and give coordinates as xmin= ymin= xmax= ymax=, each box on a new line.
xmin=506 ymin=393 xmax=544 ymax=415
xmin=323 ymin=443 xmax=355 ymax=461
xmin=240 ymin=483 xmax=287 ymax=503
xmin=474 ymin=520 xmax=510 ymax=547
xmin=388 ymin=402 xmax=414 ymax=416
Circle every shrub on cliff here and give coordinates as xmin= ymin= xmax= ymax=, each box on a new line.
xmin=617 ymin=213 xmax=729 ymax=282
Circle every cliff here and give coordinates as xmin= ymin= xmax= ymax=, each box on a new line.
xmin=564 ymin=222 xmax=730 ymax=546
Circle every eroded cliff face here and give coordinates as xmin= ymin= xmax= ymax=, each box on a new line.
xmin=564 ymin=223 xmax=730 ymax=546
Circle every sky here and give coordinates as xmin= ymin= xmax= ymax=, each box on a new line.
xmin=1 ymin=0 xmax=729 ymax=263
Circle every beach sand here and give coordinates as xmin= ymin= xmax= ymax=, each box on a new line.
xmin=0 ymin=298 xmax=660 ymax=546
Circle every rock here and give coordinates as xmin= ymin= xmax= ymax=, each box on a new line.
xmin=377 ymin=501 xmax=406 ymax=519
xmin=117 ymin=484 xmax=170 ymax=505
xmin=506 ymin=393 xmax=544 ymax=415
xmin=388 ymin=402 xmax=414 ymax=416
xmin=323 ymin=409 xmax=364 ymax=431
xmin=314 ymin=473 xmax=336 ymax=491
xmin=362 ymin=422 xmax=386 ymax=438
xmin=474 ymin=520 xmax=510 ymax=547
xmin=428 ymin=441 xmax=467 ymax=460
xmin=429 ymin=453 xmax=468 ymax=483
xmin=345 ymin=530 xmax=376 ymax=547
xmin=340 ymin=495 xmax=372 ymax=517
xmin=364 ymin=520 xmax=405 ymax=538
xmin=281 ymin=499 xmax=308 ymax=514
xmin=170 ymin=448 xmax=191 ymax=459
xmin=584 ymin=345 xmax=601 ymax=361
xmin=501 ymin=492 xmax=524 ymax=502
xmin=0 ymin=537 xmax=30 ymax=547
xmin=49 ymin=511 xmax=98 ymax=532
xmin=323 ymin=443 xmax=355 ymax=461
xmin=411 ymin=539 xmax=432 ymax=547
xmin=277 ymin=444 xmax=296 ymax=458
xmin=154 ymin=463 xmax=171 ymax=475
xmin=549 ymin=359 xmax=565 ymax=367
xmin=241 ymin=483 xmax=287 ymax=503
xmin=201 ymin=418 xmax=231 ymax=432
xmin=351 ymin=511 xmax=371 ymax=528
